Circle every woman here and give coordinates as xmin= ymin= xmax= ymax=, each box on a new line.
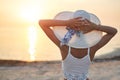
xmin=38 ymin=13 xmax=117 ymax=80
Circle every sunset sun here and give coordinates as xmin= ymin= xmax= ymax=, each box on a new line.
xmin=20 ymin=6 xmax=43 ymax=22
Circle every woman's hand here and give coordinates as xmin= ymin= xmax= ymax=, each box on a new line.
xmin=78 ymin=19 xmax=98 ymax=33
xmin=84 ymin=19 xmax=98 ymax=27
xmin=67 ymin=17 xmax=84 ymax=30
xmin=66 ymin=17 xmax=104 ymax=34
xmin=67 ymin=17 xmax=96 ymax=33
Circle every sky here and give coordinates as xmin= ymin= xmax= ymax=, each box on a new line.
xmin=0 ymin=0 xmax=120 ymax=61
xmin=0 ymin=0 xmax=120 ymax=27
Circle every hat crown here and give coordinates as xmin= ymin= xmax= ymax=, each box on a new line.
xmin=73 ymin=10 xmax=90 ymax=21
xmin=73 ymin=10 xmax=101 ymax=25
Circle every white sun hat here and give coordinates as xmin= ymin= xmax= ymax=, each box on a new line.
xmin=52 ymin=10 xmax=102 ymax=48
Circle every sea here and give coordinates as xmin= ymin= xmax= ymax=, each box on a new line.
xmin=0 ymin=26 xmax=120 ymax=61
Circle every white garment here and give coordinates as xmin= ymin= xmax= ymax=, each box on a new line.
xmin=62 ymin=47 xmax=91 ymax=80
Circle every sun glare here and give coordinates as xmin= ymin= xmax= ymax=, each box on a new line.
xmin=20 ymin=6 xmax=43 ymax=23
xmin=28 ymin=26 xmax=37 ymax=61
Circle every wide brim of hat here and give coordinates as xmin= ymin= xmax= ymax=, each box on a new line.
xmin=52 ymin=11 xmax=102 ymax=48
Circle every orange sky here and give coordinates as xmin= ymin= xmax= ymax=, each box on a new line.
xmin=0 ymin=0 xmax=120 ymax=27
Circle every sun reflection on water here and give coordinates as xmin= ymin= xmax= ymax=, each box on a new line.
xmin=28 ymin=26 xmax=37 ymax=61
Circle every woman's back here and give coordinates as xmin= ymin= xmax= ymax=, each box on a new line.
xmin=62 ymin=46 xmax=91 ymax=80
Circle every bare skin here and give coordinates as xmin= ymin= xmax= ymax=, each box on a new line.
xmin=39 ymin=17 xmax=117 ymax=80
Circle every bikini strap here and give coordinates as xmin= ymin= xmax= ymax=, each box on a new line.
xmin=88 ymin=47 xmax=92 ymax=62
xmin=68 ymin=46 xmax=71 ymax=53
xmin=87 ymin=47 xmax=90 ymax=55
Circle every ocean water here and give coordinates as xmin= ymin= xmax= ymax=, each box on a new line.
xmin=0 ymin=27 xmax=120 ymax=61
xmin=0 ymin=27 xmax=61 ymax=61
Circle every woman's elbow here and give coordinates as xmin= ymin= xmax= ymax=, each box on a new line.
xmin=38 ymin=20 xmax=44 ymax=27
xmin=39 ymin=20 xmax=49 ymax=28
xmin=113 ymin=28 xmax=117 ymax=35
xmin=107 ymin=27 xmax=117 ymax=37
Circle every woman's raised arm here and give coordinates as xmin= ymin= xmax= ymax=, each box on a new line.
xmin=39 ymin=18 xmax=82 ymax=47
xmin=92 ymin=25 xmax=117 ymax=51
xmin=39 ymin=20 xmax=67 ymax=47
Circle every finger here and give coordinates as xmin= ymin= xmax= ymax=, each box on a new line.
xmin=84 ymin=22 xmax=90 ymax=26
xmin=82 ymin=19 xmax=91 ymax=25
xmin=75 ymin=21 xmax=82 ymax=24
xmin=74 ymin=17 xmax=83 ymax=20
xmin=84 ymin=19 xmax=91 ymax=23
